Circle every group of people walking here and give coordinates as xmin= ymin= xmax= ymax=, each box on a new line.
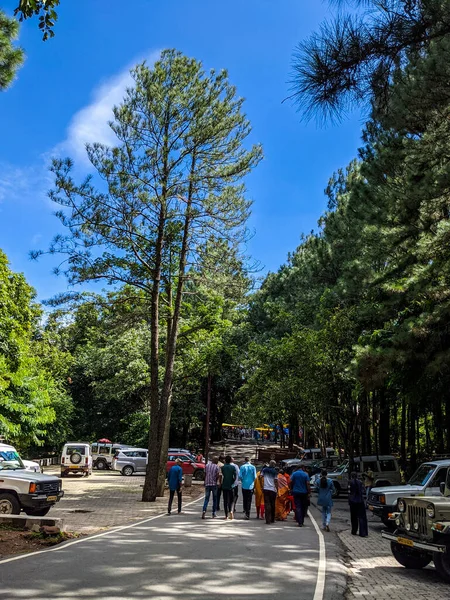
xmin=167 ymin=454 xmax=369 ymax=537
xmin=200 ymin=456 xmax=340 ymax=531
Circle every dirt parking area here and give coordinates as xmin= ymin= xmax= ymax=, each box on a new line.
xmin=43 ymin=468 xmax=204 ymax=533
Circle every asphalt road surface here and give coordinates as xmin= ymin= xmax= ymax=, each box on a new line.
xmin=0 ymin=495 xmax=345 ymax=600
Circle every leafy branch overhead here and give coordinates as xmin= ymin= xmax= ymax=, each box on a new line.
xmin=14 ymin=0 xmax=59 ymax=40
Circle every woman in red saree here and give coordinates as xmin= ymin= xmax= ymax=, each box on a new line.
xmin=275 ymin=469 xmax=290 ymax=521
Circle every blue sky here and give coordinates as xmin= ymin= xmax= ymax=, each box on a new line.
xmin=0 ymin=0 xmax=363 ymax=301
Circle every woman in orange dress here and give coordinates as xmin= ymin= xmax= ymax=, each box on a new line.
xmin=275 ymin=469 xmax=290 ymax=521
xmin=254 ymin=470 xmax=264 ymax=519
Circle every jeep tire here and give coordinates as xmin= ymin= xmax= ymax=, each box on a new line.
xmin=391 ymin=542 xmax=432 ymax=569
xmin=95 ymin=459 xmax=107 ymax=470
xmin=433 ymin=552 xmax=450 ymax=582
xmin=0 ymin=493 xmax=20 ymax=515
xmin=70 ymin=452 xmax=82 ymax=465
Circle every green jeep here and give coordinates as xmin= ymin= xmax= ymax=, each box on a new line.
xmin=382 ymin=467 xmax=450 ymax=582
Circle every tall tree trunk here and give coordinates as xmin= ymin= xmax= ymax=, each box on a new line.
xmin=400 ymin=396 xmax=407 ymax=469
xmin=142 ymin=205 xmax=166 ymax=502
xmin=433 ymin=398 xmax=445 ymax=454
xmin=204 ymin=373 xmax=212 ymax=460
xmin=379 ymin=388 xmax=390 ymax=454
xmin=408 ymin=403 xmax=417 ymax=473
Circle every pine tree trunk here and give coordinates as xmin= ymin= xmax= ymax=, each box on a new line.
xmin=433 ymin=399 xmax=445 ymax=453
xmin=379 ymin=388 xmax=390 ymax=454
xmin=400 ymin=396 xmax=407 ymax=469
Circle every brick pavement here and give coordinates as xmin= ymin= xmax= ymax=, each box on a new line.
xmin=338 ymin=521 xmax=450 ymax=599
xmin=44 ymin=469 xmax=204 ymax=533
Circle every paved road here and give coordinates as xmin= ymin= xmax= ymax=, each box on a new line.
xmin=0 ymin=496 xmax=344 ymax=600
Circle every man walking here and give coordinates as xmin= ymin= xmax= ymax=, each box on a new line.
xmin=221 ymin=455 xmax=237 ymax=519
xmin=202 ymin=456 xmax=220 ymax=519
xmin=239 ymin=456 xmax=256 ymax=519
xmin=231 ymin=458 xmax=240 ymax=513
xmin=167 ymin=458 xmax=183 ymax=515
xmin=216 ymin=455 xmax=225 ymax=511
xmin=261 ymin=460 xmax=278 ymax=524
xmin=290 ymin=465 xmax=311 ymax=527
xmin=349 ymin=472 xmax=368 ymax=537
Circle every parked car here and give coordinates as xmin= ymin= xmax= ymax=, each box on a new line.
xmin=112 ymin=449 xmax=206 ymax=479
xmin=324 ymin=455 xmax=401 ymax=498
xmin=112 ymin=448 xmax=148 ymax=476
xmin=381 ymin=467 xmax=450 ymax=582
xmin=0 ymin=442 xmax=63 ymax=515
xmin=91 ymin=442 xmax=129 ymax=470
xmin=167 ymin=452 xmax=205 ymax=481
xmin=369 ymin=459 xmax=450 ymax=527
xmin=22 ymin=459 xmax=42 ymax=473
xmin=60 ymin=442 xmax=93 ymax=477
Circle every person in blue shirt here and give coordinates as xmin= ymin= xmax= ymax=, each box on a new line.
xmin=315 ymin=469 xmax=335 ymax=532
xmin=239 ymin=457 xmax=257 ymax=519
xmin=167 ymin=458 xmax=183 ymax=515
xmin=290 ymin=465 xmax=311 ymax=527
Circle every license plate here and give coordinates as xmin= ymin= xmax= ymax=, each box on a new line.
xmin=397 ymin=537 xmax=414 ymax=547
xmin=368 ymin=505 xmax=374 ymax=511
xmin=47 ymin=495 xmax=57 ymax=502
xmin=69 ymin=465 xmax=79 ymax=469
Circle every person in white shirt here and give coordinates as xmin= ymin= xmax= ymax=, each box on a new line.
xmin=231 ymin=458 xmax=240 ymax=513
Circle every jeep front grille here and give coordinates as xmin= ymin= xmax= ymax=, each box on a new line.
xmin=406 ymin=504 xmax=427 ymax=536
xmin=42 ymin=482 xmax=59 ymax=493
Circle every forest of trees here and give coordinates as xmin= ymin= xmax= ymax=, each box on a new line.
xmin=2 ymin=1 xmax=450 ymax=486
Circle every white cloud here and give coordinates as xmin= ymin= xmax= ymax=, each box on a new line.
xmin=57 ymin=51 xmax=161 ymax=165
xmin=0 ymin=162 xmax=52 ymax=205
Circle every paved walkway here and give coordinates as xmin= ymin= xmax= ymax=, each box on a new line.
xmin=44 ymin=469 xmax=203 ymax=533
xmin=0 ymin=497 xmax=344 ymax=600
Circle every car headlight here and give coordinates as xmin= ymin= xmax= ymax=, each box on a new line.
xmin=413 ymin=522 xmax=419 ymax=531
xmin=426 ymin=504 xmax=435 ymax=518
xmin=406 ymin=523 xmax=411 ymax=531
xmin=398 ymin=499 xmax=405 ymax=512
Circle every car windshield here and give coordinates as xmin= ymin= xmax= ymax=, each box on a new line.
xmin=0 ymin=450 xmax=25 ymax=470
xmin=408 ymin=464 xmax=436 ymax=486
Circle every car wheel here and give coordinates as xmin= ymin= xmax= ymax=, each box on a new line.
xmin=122 ymin=465 xmax=134 ymax=476
xmin=332 ymin=482 xmax=341 ymax=498
xmin=24 ymin=506 xmax=51 ymax=516
xmin=434 ymin=552 xmax=450 ymax=582
xmin=96 ymin=459 xmax=107 ymax=470
xmin=193 ymin=469 xmax=205 ymax=481
xmin=0 ymin=493 xmax=20 ymax=515
xmin=391 ymin=542 xmax=432 ymax=569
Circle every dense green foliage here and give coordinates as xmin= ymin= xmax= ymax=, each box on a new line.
xmin=0 ymin=250 xmax=72 ymax=450
xmin=0 ymin=9 xmax=23 ymax=90
xmin=239 ymin=1 xmax=450 ymax=468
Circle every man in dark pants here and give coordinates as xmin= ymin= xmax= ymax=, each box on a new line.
xmin=221 ymin=455 xmax=237 ymax=519
xmin=239 ymin=456 xmax=257 ymax=519
xmin=290 ymin=465 xmax=311 ymax=527
xmin=349 ymin=472 xmax=368 ymax=537
xmin=167 ymin=458 xmax=183 ymax=515
xmin=216 ymin=455 xmax=225 ymax=511
xmin=261 ymin=460 xmax=278 ymax=524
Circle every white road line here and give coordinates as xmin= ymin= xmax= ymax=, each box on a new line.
xmin=0 ymin=495 xmax=203 ymax=566
xmin=309 ymin=510 xmax=327 ymax=600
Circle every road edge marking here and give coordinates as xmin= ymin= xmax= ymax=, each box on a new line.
xmin=0 ymin=495 xmax=203 ymax=566
xmin=309 ymin=509 xmax=326 ymax=600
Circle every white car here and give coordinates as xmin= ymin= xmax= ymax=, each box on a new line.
xmin=22 ymin=459 xmax=42 ymax=473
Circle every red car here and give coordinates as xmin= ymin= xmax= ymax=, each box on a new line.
xmin=167 ymin=452 xmax=205 ymax=480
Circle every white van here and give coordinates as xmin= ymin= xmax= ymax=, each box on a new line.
xmin=61 ymin=442 xmax=92 ymax=477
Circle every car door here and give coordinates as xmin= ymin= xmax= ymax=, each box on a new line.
xmin=179 ymin=454 xmax=194 ymax=474
xmin=134 ymin=451 xmax=147 ymax=472
xmin=424 ymin=467 xmax=448 ymax=496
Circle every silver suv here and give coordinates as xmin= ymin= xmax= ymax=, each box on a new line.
xmin=112 ymin=448 xmax=147 ymax=476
